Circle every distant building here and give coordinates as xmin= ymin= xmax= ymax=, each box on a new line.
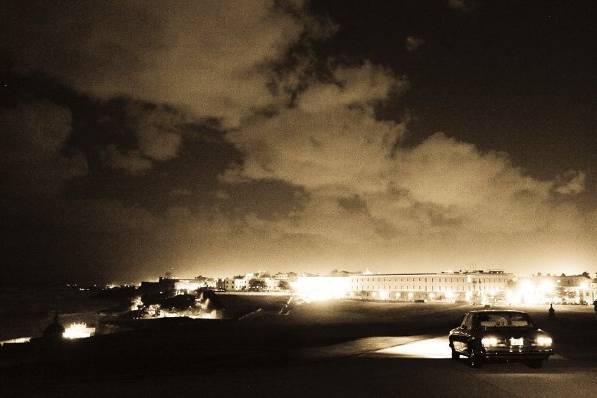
xmin=216 ymin=278 xmax=232 ymax=291
xmin=174 ymin=276 xmax=217 ymax=293
xmin=348 ymin=271 xmax=512 ymax=302
xmin=233 ymin=274 xmax=252 ymax=291
xmin=139 ymin=277 xmax=176 ymax=296
xmin=291 ymin=270 xmax=512 ymax=302
xmin=214 ymin=271 xmax=298 ymax=292
xmin=590 ymin=278 xmax=597 ymax=304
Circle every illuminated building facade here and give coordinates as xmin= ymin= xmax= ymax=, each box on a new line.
xmin=217 ymin=272 xmax=296 ymax=292
xmin=348 ymin=271 xmax=512 ymax=302
xmin=174 ymin=277 xmax=217 ymax=294
xmin=294 ymin=271 xmax=595 ymax=304
xmin=291 ymin=271 xmax=512 ymax=302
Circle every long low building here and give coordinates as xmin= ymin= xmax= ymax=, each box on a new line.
xmin=294 ymin=270 xmax=513 ymax=303
xmin=349 ymin=271 xmax=512 ymax=302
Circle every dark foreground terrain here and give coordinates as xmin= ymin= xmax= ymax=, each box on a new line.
xmin=1 ymin=297 xmax=597 ymax=397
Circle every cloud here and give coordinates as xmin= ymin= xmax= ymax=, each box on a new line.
xmin=388 ymin=133 xmax=586 ymax=235
xmin=228 ymin=63 xmax=407 ymax=191
xmin=57 ymin=199 xmax=158 ymax=233
xmin=126 ymin=104 xmax=184 ymax=161
xmin=297 ymin=63 xmax=403 ymax=113
xmin=103 ymin=145 xmax=152 ymax=175
xmin=1 ymin=1 xmax=595 ymax=280
xmin=0 ymin=101 xmax=87 ymax=196
xmin=405 ymin=36 xmax=425 ymax=52
xmin=337 ymin=194 xmax=368 ymax=214
xmin=223 ymin=58 xmax=592 ymax=273
xmin=3 ymin=0 xmax=309 ymax=127
xmin=393 ymin=133 xmax=551 ymax=208
xmin=448 ymin=0 xmax=474 ymax=12
xmin=554 ymin=170 xmax=586 ymax=195
xmin=227 ymin=108 xmax=405 ymax=191
xmin=228 ymin=59 xmax=584 ymax=237
xmin=169 ymin=189 xmax=192 ymax=197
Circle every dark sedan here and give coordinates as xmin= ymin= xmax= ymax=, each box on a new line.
xmin=449 ymin=310 xmax=553 ymax=368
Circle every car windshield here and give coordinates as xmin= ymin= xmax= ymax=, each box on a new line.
xmin=477 ymin=313 xmax=533 ymax=328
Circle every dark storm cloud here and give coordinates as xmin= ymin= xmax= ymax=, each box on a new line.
xmin=0 ymin=101 xmax=87 ymax=198
xmin=95 ymin=103 xmax=186 ymax=174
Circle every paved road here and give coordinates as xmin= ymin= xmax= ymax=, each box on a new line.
xmin=367 ymin=336 xmax=595 ymax=398
xmin=32 ymin=335 xmax=594 ymax=398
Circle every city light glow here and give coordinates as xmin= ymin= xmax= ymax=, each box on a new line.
xmin=130 ymin=296 xmax=143 ymax=311
xmin=175 ymin=280 xmax=206 ymax=294
xmin=159 ymin=308 xmax=223 ymax=320
xmin=501 ymin=275 xmax=595 ymax=306
xmin=540 ymin=280 xmax=555 ymax=293
xmin=292 ymin=276 xmax=351 ymax=302
xmin=63 ymin=322 xmax=95 ymax=339
xmin=0 ymin=337 xmax=31 ymax=346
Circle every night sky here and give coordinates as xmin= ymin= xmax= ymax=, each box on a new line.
xmin=1 ymin=0 xmax=596 ymax=284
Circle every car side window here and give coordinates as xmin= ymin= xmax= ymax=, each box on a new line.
xmin=460 ymin=314 xmax=469 ymax=328
xmin=464 ymin=314 xmax=474 ymax=330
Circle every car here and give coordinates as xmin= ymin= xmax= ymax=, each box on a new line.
xmin=449 ymin=310 xmax=553 ymax=368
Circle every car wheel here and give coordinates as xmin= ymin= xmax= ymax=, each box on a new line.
xmin=526 ymin=359 xmax=544 ymax=369
xmin=468 ymin=347 xmax=483 ymax=368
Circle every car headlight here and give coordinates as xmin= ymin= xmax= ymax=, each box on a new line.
xmin=481 ymin=336 xmax=499 ymax=348
xmin=536 ymin=336 xmax=553 ymax=346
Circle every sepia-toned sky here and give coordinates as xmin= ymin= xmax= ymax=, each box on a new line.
xmin=1 ymin=0 xmax=596 ymax=283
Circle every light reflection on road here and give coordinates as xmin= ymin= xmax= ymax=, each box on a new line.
xmin=374 ymin=336 xmax=452 ymax=358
